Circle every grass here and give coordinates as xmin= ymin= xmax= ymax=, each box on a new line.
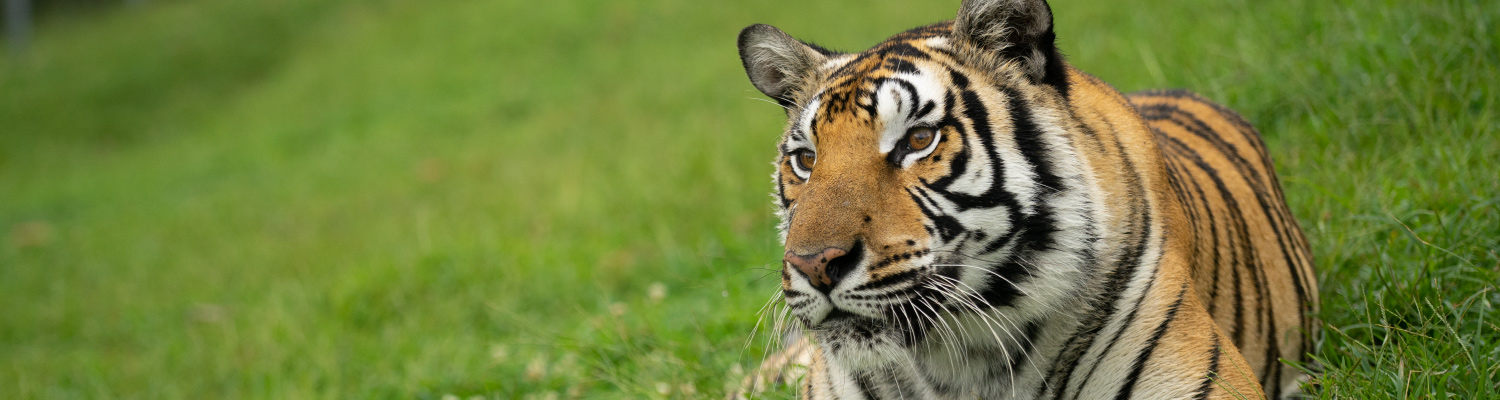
xmin=1 ymin=0 xmax=1495 ymax=398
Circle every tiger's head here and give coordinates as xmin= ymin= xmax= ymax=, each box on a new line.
xmin=739 ymin=0 xmax=1101 ymax=370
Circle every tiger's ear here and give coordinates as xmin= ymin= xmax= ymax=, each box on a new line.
xmin=738 ymin=24 xmax=832 ymax=107
xmin=953 ymin=0 xmax=1065 ymax=87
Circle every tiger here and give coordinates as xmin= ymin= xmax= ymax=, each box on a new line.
xmin=732 ymin=0 xmax=1319 ymax=398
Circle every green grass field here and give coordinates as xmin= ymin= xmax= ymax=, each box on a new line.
xmin=2 ymin=0 xmax=1496 ymax=398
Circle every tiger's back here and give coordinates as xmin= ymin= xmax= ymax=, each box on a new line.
xmin=1133 ymin=90 xmax=1319 ymax=398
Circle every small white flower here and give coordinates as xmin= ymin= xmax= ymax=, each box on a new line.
xmin=655 ymin=382 xmax=672 ymax=395
xmin=525 ymin=356 xmax=548 ymax=382
xmin=556 ymin=353 xmax=578 ymax=374
xmin=490 ymin=344 xmax=509 ymax=363
xmin=648 ymin=282 xmax=668 ymax=303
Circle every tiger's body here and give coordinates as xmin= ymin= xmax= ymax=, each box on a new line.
xmin=734 ymin=1 xmax=1317 ymax=399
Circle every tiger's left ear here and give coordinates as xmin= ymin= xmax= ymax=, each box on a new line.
xmin=954 ymin=0 xmax=1067 ymax=90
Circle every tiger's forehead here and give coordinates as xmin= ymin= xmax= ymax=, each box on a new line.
xmin=801 ymin=24 xmax=956 ymax=126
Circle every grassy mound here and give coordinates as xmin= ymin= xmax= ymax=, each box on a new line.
xmin=2 ymin=0 xmax=1495 ymax=397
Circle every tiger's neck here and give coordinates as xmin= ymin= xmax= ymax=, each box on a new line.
xmin=821 ymin=68 xmax=1183 ymax=399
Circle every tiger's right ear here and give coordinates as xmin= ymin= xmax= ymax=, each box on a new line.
xmin=738 ymin=24 xmax=832 ymax=107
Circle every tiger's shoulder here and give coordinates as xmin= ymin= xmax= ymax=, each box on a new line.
xmin=1127 ymin=88 xmax=1321 ymax=399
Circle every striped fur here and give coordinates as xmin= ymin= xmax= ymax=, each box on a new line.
xmin=735 ymin=1 xmax=1317 ymax=399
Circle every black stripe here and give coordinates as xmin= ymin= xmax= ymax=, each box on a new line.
xmin=777 ymin=171 xmax=792 ymax=208
xmin=926 ymin=42 xmax=961 ymax=61
xmin=885 ymin=57 xmax=919 ymax=74
xmin=842 ymin=286 xmax=917 ymax=302
xmin=830 ymin=52 xmax=878 ymax=80
xmin=856 ymin=92 xmax=879 ymax=119
xmin=1005 ymin=319 xmax=1045 ymax=380
xmin=1193 ymin=331 xmax=1224 ymax=400
xmin=931 ymin=91 xmax=971 ymax=185
xmin=907 ymin=189 xmax=964 ymax=242
xmin=785 ymin=299 xmax=814 ymax=309
xmin=850 ymin=268 xmax=923 ymax=292
xmin=879 ymin=42 xmax=932 ymax=60
xmin=1114 ymin=280 xmax=1191 ymax=400
xmin=980 ymin=226 xmax=1021 ymax=254
xmin=899 ymin=80 xmax=922 ymax=120
xmin=949 ymin=69 xmax=970 ymax=88
xmin=854 ymin=372 xmax=880 ymax=399
xmin=1036 ymin=25 xmax=1070 ymax=98
xmin=1161 ymin=155 xmax=1216 ymax=314
xmin=805 ymin=367 xmax=815 ymax=396
xmin=915 ymin=101 xmax=937 ymax=121
xmin=1000 ymin=86 xmax=1064 ymax=194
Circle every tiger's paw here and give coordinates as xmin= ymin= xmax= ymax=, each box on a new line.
xmin=728 ymin=337 xmax=815 ymax=399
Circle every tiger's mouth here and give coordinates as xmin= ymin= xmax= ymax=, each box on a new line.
xmin=807 ymin=292 xmax=946 ymax=367
xmin=819 ymin=309 xmax=868 ymax=326
xmin=809 ymin=308 xmax=895 ymax=345
xmin=808 ymin=267 xmax=963 ymax=346
xmin=804 ymin=308 xmax=880 ymax=333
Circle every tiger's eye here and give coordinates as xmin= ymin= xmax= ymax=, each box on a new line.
xmin=797 ymin=150 xmax=816 ymax=170
xmin=907 ymin=127 xmax=935 ymax=150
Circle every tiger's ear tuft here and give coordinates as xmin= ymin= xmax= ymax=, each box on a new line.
xmin=738 ymin=24 xmax=832 ymax=107
xmin=953 ymin=0 xmax=1063 ymax=86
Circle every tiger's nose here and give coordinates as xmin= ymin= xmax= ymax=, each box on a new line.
xmin=783 ymin=243 xmax=860 ymax=293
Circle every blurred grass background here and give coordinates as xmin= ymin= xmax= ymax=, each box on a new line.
xmin=1 ymin=0 xmax=1496 ymax=398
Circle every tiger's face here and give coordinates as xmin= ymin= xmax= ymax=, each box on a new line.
xmin=744 ymin=0 xmax=1098 ymax=373
xmin=742 ymin=5 xmax=1093 ymax=371
xmin=771 ymin=47 xmax=976 ymax=367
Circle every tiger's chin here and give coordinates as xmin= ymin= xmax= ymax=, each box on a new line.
xmin=808 ymin=310 xmax=914 ymax=371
